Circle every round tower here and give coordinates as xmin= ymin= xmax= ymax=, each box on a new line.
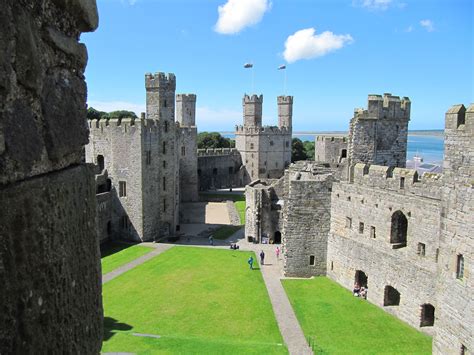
xmin=242 ymin=94 xmax=263 ymax=127
xmin=278 ymin=95 xmax=293 ymax=128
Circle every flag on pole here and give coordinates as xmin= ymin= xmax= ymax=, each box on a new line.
xmin=278 ymin=65 xmax=286 ymax=70
xmin=244 ymin=63 xmax=253 ymax=68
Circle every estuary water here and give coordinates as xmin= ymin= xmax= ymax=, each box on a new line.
xmin=221 ymin=132 xmax=445 ymax=164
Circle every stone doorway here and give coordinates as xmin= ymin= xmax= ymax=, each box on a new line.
xmin=355 ymin=270 xmax=368 ymax=288
xmin=274 ymin=231 xmax=282 ymax=244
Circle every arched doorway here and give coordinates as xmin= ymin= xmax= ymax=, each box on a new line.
xmin=355 ymin=270 xmax=368 ymax=288
xmin=274 ymin=231 xmax=282 ymax=244
xmin=391 ymin=211 xmax=407 ymax=248
xmin=384 ymin=285 xmax=401 ymax=306
xmin=420 ymin=304 xmax=435 ymax=327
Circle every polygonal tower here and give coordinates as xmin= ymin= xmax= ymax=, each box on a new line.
xmin=278 ymin=95 xmax=293 ymax=128
xmin=243 ymin=94 xmax=263 ymax=127
xmin=176 ymin=94 xmax=196 ymax=127
xmin=145 ymin=72 xmax=176 ymax=121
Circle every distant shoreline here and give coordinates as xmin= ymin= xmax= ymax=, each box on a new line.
xmin=218 ymin=130 xmax=444 ymax=137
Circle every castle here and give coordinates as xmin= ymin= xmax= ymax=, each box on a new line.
xmin=246 ymin=94 xmax=473 ymax=354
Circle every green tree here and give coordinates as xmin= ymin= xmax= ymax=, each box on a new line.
xmin=303 ymin=141 xmax=315 ymax=161
xmin=197 ymin=132 xmax=233 ymax=149
xmin=292 ymin=138 xmax=307 ymax=162
xmin=108 ymin=110 xmax=138 ymax=119
xmin=87 ymin=107 xmax=108 ymax=120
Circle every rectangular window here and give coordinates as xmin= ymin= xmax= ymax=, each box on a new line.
xmin=163 ymin=160 xmax=166 ymax=169
xmin=164 ymin=120 xmax=168 ymax=132
xmin=120 ymin=216 xmax=128 ymax=230
xmin=250 ymin=143 xmax=254 ymax=150
xmin=456 ymin=254 xmax=464 ymax=279
xmin=163 ymin=177 xmax=166 ymax=191
xmin=285 ymin=141 xmax=289 ymax=148
xmin=163 ymin=198 xmax=167 ymax=212
xmin=309 ymin=255 xmax=315 ymax=266
xmin=119 ymin=181 xmax=127 ymax=197
xmin=346 ymin=217 xmax=352 ymax=229
xmin=181 ymin=146 xmax=185 ymax=156
xmin=359 ymin=222 xmax=364 ymax=234
xmin=370 ymin=226 xmax=376 ymax=239
xmin=400 ymin=177 xmax=405 ymax=189
xmin=162 ymin=141 xmax=166 ymax=154
xmin=146 ymin=150 xmax=151 ymax=165
xmin=435 ymin=248 xmax=439 ymax=263
xmin=417 ymin=243 xmax=426 ymax=256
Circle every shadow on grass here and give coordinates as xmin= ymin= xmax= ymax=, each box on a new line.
xmin=103 ymin=316 xmax=133 ymax=341
xmin=101 ymin=241 xmax=139 ymax=258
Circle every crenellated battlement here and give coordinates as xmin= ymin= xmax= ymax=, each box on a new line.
xmin=354 ymin=93 xmax=411 ymax=120
xmin=176 ymin=93 xmax=196 ymax=102
xmin=277 ymin=95 xmax=293 ymax=104
xmin=89 ymin=118 xmax=161 ymax=134
xmin=197 ymin=148 xmax=239 ymax=157
xmin=349 ymin=163 xmax=443 ymax=200
xmin=235 ymin=125 xmax=291 ymax=135
xmin=445 ymin=103 xmax=474 ymax=130
xmin=316 ymin=135 xmax=347 ymax=143
xmin=145 ymin=72 xmax=176 ymax=90
xmin=243 ymin=94 xmax=263 ymax=103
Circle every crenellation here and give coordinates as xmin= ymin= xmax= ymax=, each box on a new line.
xmin=145 ymin=72 xmax=176 ymax=90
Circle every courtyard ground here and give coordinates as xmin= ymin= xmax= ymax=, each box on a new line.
xmin=282 ymin=277 xmax=432 ymax=354
xmin=101 ymin=246 xmax=287 ymax=354
xmin=101 ymin=242 xmax=154 ymax=274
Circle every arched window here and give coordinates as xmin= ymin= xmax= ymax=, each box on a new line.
xmin=390 ymin=211 xmax=407 ymax=248
xmin=97 ymin=155 xmax=104 ymax=171
xmin=355 ymin=270 xmax=368 ymax=288
xmin=420 ymin=304 xmax=435 ymax=327
xmin=384 ymin=285 xmax=400 ymax=306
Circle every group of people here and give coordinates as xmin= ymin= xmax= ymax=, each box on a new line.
xmin=353 ymin=283 xmax=367 ymax=299
xmin=247 ymin=247 xmax=282 ymax=270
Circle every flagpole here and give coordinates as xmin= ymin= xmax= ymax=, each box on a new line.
xmin=284 ymin=68 xmax=287 ymax=96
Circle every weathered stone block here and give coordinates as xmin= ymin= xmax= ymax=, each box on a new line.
xmin=0 ymin=164 xmax=102 ymax=354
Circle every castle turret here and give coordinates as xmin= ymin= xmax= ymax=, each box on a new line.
xmin=278 ymin=95 xmax=293 ymax=128
xmin=243 ymin=94 xmax=263 ymax=127
xmin=176 ymin=94 xmax=196 ymax=127
xmin=145 ymin=72 xmax=176 ymax=121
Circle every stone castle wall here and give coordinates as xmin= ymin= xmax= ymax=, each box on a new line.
xmin=0 ymin=1 xmax=102 ymax=352
xmin=315 ymin=135 xmax=348 ymax=163
xmin=197 ymin=148 xmax=243 ymax=190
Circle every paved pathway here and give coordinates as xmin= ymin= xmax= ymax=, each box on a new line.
xmin=102 ymin=244 xmax=174 ymax=284
xmin=245 ymin=243 xmax=313 ymax=355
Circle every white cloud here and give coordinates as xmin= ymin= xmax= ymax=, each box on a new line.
xmin=283 ymin=28 xmax=353 ymax=63
xmin=420 ymin=19 xmax=435 ymax=32
xmin=354 ymin=0 xmax=392 ymax=10
xmin=214 ymin=0 xmax=271 ymax=35
xmin=87 ymin=101 xmax=146 ymax=115
xmin=405 ymin=25 xmax=413 ymax=32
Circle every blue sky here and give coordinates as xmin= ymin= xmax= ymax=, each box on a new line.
xmin=82 ymin=0 xmax=473 ymax=131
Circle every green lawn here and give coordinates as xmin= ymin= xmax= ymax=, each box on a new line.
xmin=102 ymin=247 xmax=287 ymax=354
xmin=212 ymin=225 xmax=242 ymax=240
xmin=101 ymin=242 xmax=154 ymax=275
xmin=199 ymin=193 xmax=246 ymax=225
xmin=283 ymin=277 xmax=432 ymax=355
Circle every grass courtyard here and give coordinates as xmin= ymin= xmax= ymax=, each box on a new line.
xmin=102 ymin=247 xmax=287 ymax=354
xmin=101 ymin=242 xmax=154 ymax=275
xmin=283 ymin=277 xmax=432 ymax=354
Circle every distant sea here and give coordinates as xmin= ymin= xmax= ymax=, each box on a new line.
xmin=221 ymin=131 xmax=444 ymax=164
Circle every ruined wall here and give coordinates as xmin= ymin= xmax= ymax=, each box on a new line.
xmin=197 ymin=148 xmax=242 ymax=190
xmin=328 ymin=164 xmax=443 ymax=333
xmin=95 ymin=167 xmax=112 ymax=243
xmin=433 ymin=104 xmax=473 ymax=354
xmin=0 ymin=1 xmax=102 ymax=352
xmin=315 ymin=135 xmax=348 ymax=164
xmin=245 ymin=178 xmax=285 ymax=243
xmin=282 ymin=162 xmax=334 ymax=277
xmin=348 ymin=93 xmax=410 ymax=168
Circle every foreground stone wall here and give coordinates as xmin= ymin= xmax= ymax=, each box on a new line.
xmin=0 ymin=1 xmax=102 ymax=352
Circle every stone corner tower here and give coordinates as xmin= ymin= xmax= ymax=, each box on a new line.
xmin=145 ymin=72 xmax=176 ymax=121
xmin=243 ymin=94 xmax=263 ymax=127
xmin=278 ymin=95 xmax=293 ymax=129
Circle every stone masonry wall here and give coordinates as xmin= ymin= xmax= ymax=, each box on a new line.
xmin=315 ymin=135 xmax=348 ymax=163
xmin=327 ymin=168 xmax=442 ymax=333
xmin=197 ymin=149 xmax=242 ymax=190
xmin=0 ymin=1 xmax=102 ymax=352
xmin=283 ymin=162 xmax=334 ymax=277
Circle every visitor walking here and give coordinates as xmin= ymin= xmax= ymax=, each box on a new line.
xmin=275 ymin=246 xmax=280 ymax=260
xmin=209 ymin=235 xmax=214 ymax=246
xmin=248 ymin=256 xmax=254 ymax=270
xmin=260 ymin=250 xmax=265 ymax=265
